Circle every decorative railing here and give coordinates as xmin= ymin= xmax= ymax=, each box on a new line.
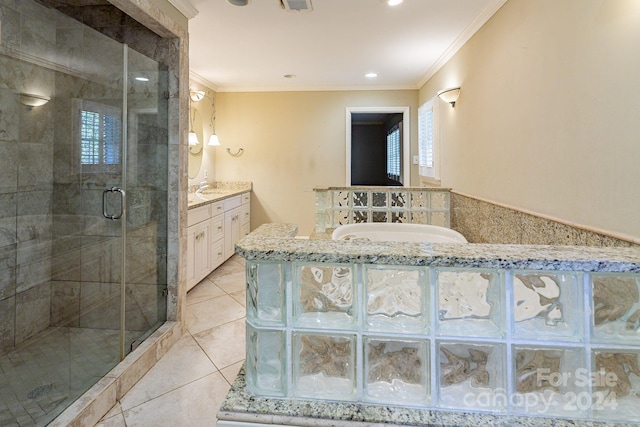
xmin=314 ymin=187 xmax=451 ymax=232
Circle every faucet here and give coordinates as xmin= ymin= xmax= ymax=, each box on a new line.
xmin=196 ymin=180 xmax=209 ymax=194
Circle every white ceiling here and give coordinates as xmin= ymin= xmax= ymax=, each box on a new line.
xmin=186 ymin=0 xmax=507 ymax=92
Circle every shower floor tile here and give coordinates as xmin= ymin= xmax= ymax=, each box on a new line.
xmin=0 ymin=327 xmax=120 ymax=426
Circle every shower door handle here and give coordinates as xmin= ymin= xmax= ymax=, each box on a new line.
xmin=103 ymin=187 xmax=126 ymax=220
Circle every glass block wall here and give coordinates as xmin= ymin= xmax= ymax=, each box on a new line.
xmin=314 ymin=187 xmax=450 ymax=232
xmin=245 ymin=260 xmax=640 ymax=422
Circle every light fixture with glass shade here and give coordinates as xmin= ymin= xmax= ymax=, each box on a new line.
xmin=19 ymin=93 xmax=50 ymax=110
xmin=189 ymin=88 xmax=221 ymax=148
xmin=437 ymin=87 xmax=461 ymax=108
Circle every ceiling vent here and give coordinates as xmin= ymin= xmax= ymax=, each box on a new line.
xmin=280 ymin=0 xmax=313 ymax=12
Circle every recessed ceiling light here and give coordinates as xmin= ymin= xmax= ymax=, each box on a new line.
xmin=284 ymin=74 xmax=296 ymax=79
xmin=135 ymin=76 xmax=149 ymax=82
xmin=365 ymin=72 xmax=378 ymax=78
xmin=227 ymin=0 xmax=249 ymax=6
xmin=388 ymin=0 xmax=403 ymax=5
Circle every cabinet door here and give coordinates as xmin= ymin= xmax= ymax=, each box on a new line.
xmin=224 ymin=207 xmax=241 ymax=260
xmin=187 ymin=226 xmax=197 ymax=289
xmin=192 ymin=221 xmax=210 ymax=288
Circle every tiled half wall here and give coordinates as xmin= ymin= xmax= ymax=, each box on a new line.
xmin=450 ymin=192 xmax=639 ymax=248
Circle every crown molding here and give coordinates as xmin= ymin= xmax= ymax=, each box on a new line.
xmin=189 ymin=71 xmax=218 ymax=91
xmin=168 ymin=0 xmax=198 ymax=20
xmin=416 ymin=0 xmax=508 ymax=89
xmin=214 ymin=84 xmax=418 ymax=93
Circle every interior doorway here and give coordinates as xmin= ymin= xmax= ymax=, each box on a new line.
xmin=346 ymin=107 xmax=410 ymax=186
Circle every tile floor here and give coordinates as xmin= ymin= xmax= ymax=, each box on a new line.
xmin=96 ymin=255 xmax=247 ymax=426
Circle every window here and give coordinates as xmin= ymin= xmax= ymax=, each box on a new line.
xmin=418 ymin=98 xmax=438 ymax=180
xmin=386 ymin=124 xmax=401 ymax=182
xmin=79 ymin=101 xmax=122 ymax=172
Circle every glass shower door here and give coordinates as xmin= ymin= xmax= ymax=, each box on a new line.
xmin=122 ymin=46 xmax=169 ymax=356
xmin=0 ymin=0 xmax=168 ymax=423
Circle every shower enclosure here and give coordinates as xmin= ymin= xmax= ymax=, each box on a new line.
xmin=0 ymin=0 xmax=170 ymax=424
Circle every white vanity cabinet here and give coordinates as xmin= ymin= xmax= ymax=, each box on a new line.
xmin=187 ymin=192 xmax=250 ymax=291
xmin=223 ymin=193 xmax=251 ymax=260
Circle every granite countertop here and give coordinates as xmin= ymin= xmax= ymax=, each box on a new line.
xmin=187 ymin=181 xmax=252 ymax=209
xmin=236 ymin=224 xmax=640 ymax=273
xmin=313 ymin=186 xmax=451 ymax=191
xmin=218 ymin=366 xmax=636 ymax=427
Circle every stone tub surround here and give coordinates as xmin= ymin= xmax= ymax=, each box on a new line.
xmin=187 ymin=181 xmax=252 ymax=209
xmin=227 ymin=224 xmax=640 ymax=425
xmin=237 ymin=224 xmax=640 ymax=271
xmin=219 ymin=367 xmax=635 ymax=427
xmin=451 ymin=192 xmax=640 ymax=248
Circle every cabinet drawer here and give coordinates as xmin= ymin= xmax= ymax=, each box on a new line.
xmin=188 ymin=204 xmax=210 ymax=227
xmin=210 ymin=201 xmax=224 ymax=216
xmin=210 ymin=240 xmax=225 ymax=271
xmin=223 ymin=195 xmax=241 ymax=211
xmin=210 ymin=214 xmax=224 ymax=242
xmin=241 ymin=222 xmax=250 ymax=238
xmin=241 ymin=192 xmax=250 ymax=205
xmin=240 ymin=204 xmax=250 ymax=225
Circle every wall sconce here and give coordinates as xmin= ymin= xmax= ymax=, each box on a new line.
xmin=189 ymin=88 xmax=221 ymax=147
xmin=19 ymin=93 xmax=50 ymax=110
xmin=437 ymin=87 xmax=461 ymax=108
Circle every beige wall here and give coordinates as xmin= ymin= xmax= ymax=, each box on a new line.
xmin=214 ymin=90 xmax=418 ymax=235
xmin=419 ymin=0 xmax=640 ymax=240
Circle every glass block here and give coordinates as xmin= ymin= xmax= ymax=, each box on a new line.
xmin=315 ymin=190 xmax=328 ymax=212
xmin=591 ymin=273 xmax=640 ymax=344
xmin=430 ymin=211 xmax=448 ymax=227
xmin=332 ymin=210 xmax=351 ymax=226
xmin=431 ymin=192 xmax=449 ymax=210
xmin=246 ymin=325 xmax=286 ymax=396
xmin=246 ymin=260 xmax=285 ymax=325
xmin=293 ymin=333 xmax=356 ymax=400
xmin=390 ymin=191 xmax=407 ymax=208
xmin=365 ymin=265 xmax=428 ymax=333
xmin=293 ymin=263 xmax=355 ymax=329
xmin=592 ymin=349 xmax=640 ymax=422
xmin=372 ymin=211 xmax=387 ymax=222
xmin=410 ymin=211 xmax=428 ymax=224
xmin=352 ymin=210 xmax=368 ymax=223
xmin=364 ymin=337 xmax=429 ymax=405
xmin=512 ymin=272 xmax=583 ymax=341
xmin=391 ymin=211 xmax=407 ymax=223
xmin=436 ymin=269 xmax=504 ymax=337
xmin=332 ymin=190 xmax=350 ymax=208
xmin=512 ymin=346 xmax=587 ymax=417
xmin=352 ymin=191 xmax=368 ymax=207
xmin=315 ymin=211 xmax=329 ymax=233
xmin=372 ymin=192 xmax=387 ymax=208
xmin=437 ymin=341 xmax=506 ymax=411
xmin=410 ymin=191 xmax=429 ymax=209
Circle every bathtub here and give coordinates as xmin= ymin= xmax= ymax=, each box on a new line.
xmin=331 ymin=223 xmax=468 ymax=243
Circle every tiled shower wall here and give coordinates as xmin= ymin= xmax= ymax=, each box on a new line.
xmin=0 ymin=0 xmax=56 ymax=354
xmin=0 ymin=0 xmax=176 ymax=355
xmin=450 ymin=192 xmax=639 ymax=248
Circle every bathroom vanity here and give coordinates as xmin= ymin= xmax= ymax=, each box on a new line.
xmin=187 ymin=182 xmax=251 ymax=290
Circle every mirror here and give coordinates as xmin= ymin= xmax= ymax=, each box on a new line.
xmin=188 ymin=107 xmax=203 ymax=178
